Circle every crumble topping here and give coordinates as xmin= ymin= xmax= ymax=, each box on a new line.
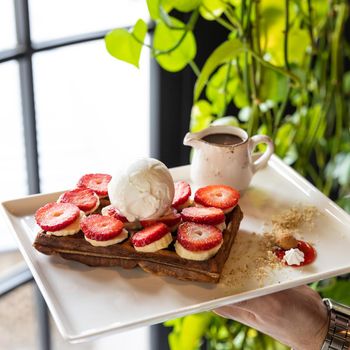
xmin=221 ymin=206 xmax=319 ymax=289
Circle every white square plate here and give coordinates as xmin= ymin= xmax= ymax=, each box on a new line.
xmin=1 ymin=155 xmax=350 ymax=343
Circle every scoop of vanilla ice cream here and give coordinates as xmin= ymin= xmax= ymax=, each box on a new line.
xmin=108 ymin=158 xmax=175 ymax=222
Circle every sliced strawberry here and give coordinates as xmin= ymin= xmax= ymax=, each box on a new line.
xmin=101 ymin=205 xmax=128 ymax=223
xmin=140 ymin=208 xmax=181 ymax=228
xmin=35 ymin=202 xmax=80 ymax=232
xmin=172 ymin=181 xmax=191 ymax=209
xmin=194 ymin=185 xmax=240 ymax=210
xmin=131 ymin=223 xmax=169 ymax=247
xmin=77 ymin=173 xmax=111 ymax=197
xmin=177 ymin=222 xmax=223 ymax=251
xmin=181 ymin=207 xmax=225 ymax=225
xmin=59 ymin=188 xmax=98 ymax=212
xmin=81 ymin=214 xmax=124 ymax=241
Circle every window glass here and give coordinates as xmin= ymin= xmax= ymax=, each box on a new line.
xmin=0 ymin=61 xmax=28 ymax=250
xmin=33 ymin=39 xmax=150 ymax=192
xmin=29 ymin=0 xmax=150 ymax=43
xmin=0 ymin=0 xmax=17 ymax=50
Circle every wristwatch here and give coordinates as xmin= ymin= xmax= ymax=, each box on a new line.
xmin=321 ymin=298 xmax=350 ymax=350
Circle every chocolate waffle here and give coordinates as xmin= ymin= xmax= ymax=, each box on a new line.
xmin=33 ymin=206 xmax=243 ymax=283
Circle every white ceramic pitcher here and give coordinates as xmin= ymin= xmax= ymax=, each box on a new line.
xmin=183 ymin=125 xmax=274 ymax=191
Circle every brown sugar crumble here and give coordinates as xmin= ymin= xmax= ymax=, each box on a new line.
xmin=271 ymin=206 xmax=319 ymax=232
xmin=221 ymin=206 xmax=319 ymax=289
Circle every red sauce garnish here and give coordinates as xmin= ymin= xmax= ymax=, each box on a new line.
xmin=274 ymin=240 xmax=316 ymax=267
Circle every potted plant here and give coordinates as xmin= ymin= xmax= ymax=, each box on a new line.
xmin=105 ymin=0 xmax=350 ymax=348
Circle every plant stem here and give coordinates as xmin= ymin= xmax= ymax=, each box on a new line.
xmin=284 ymin=0 xmax=290 ymax=70
xmin=254 ymin=0 xmax=262 ymax=90
xmin=306 ymin=162 xmax=323 ymax=188
xmin=224 ymin=6 xmax=243 ymax=35
xmin=154 ymin=10 xmax=199 ymax=57
xmin=189 ymin=60 xmax=201 ymax=77
xmin=159 ymin=5 xmax=186 ymax=30
xmin=243 ymin=49 xmax=251 ymax=105
xmin=241 ymin=0 xmax=247 ymax=30
xmin=241 ymin=0 xmax=252 ymax=106
xmin=241 ymin=328 xmax=248 ymax=348
xmin=273 ymin=0 xmax=291 ymax=137
xmin=132 ymin=10 xmax=199 ymax=58
xmin=247 ymin=0 xmax=258 ymax=105
xmin=131 ymin=33 xmax=153 ymax=48
xmin=266 ymin=109 xmax=273 ymax=135
xmin=202 ymin=4 xmax=237 ymax=32
xmin=273 ymin=86 xmax=291 ymax=138
xmin=154 ymin=31 xmax=188 ymax=56
xmin=215 ymin=16 xmax=237 ymax=32
xmin=235 ymin=59 xmax=244 ymax=82
xmin=248 ymin=103 xmax=259 ymax=135
xmin=249 ymin=50 xmax=300 ymax=85
xmin=330 ymin=2 xmax=347 ymax=156
xmin=220 ymin=61 xmax=233 ymax=117
xmin=307 ymin=0 xmax=315 ymax=51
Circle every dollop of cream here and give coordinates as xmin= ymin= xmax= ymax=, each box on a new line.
xmin=108 ymin=158 xmax=175 ymax=222
xmin=283 ymin=248 xmax=305 ymax=266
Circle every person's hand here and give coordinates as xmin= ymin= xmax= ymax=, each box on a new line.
xmin=214 ymin=286 xmax=329 ymax=350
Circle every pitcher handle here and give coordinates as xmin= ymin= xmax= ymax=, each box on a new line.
xmin=249 ymin=135 xmax=274 ymax=173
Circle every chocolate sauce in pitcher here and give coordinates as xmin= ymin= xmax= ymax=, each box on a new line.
xmin=202 ymin=133 xmax=244 ymax=146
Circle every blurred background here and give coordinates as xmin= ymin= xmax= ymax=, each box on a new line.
xmin=0 ymin=1 xmax=152 ymax=349
xmin=1 ymin=0 xmax=349 ymax=349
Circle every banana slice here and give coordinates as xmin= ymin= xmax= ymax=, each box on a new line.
xmin=85 ymin=229 xmax=128 ymax=247
xmin=47 ymin=211 xmax=85 ymax=236
xmin=175 ymin=240 xmax=223 ymax=261
xmin=134 ymin=232 xmax=173 ymax=253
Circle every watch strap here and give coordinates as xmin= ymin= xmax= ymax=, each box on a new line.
xmin=322 ymin=299 xmax=350 ymax=350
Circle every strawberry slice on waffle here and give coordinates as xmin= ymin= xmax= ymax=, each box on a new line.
xmin=175 ymin=222 xmax=223 ymax=261
xmin=81 ymin=214 xmax=127 ymax=247
xmin=35 ymin=202 xmax=80 ymax=232
xmin=181 ymin=207 xmax=225 ymax=225
xmin=77 ymin=173 xmax=111 ymax=198
xmin=194 ymin=185 xmax=240 ymax=213
xmin=101 ymin=205 xmax=128 ymax=223
xmin=172 ymin=181 xmax=191 ymax=210
xmin=58 ymin=188 xmax=99 ymax=214
xmin=140 ymin=208 xmax=181 ymax=231
xmin=131 ymin=223 xmax=172 ymax=252
xmin=101 ymin=205 xmax=141 ymax=231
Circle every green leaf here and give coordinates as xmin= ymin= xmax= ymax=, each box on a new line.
xmin=167 ymin=313 xmax=212 ymax=350
xmin=233 ymin=87 xmax=249 ymax=108
xmin=200 ymin=0 xmax=226 ymax=20
xmin=344 ymin=71 xmax=350 ymax=94
xmin=326 ymin=153 xmax=350 ymax=187
xmin=260 ymin=70 xmax=288 ymax=102
xmin=154 ymin=17 xmax=196 ymax=72
xmin=167 ymin=0 xmax=202 ymax=12
xmin=190 ymin=100 xmax=214 ymax=132
xmin=275 ymin=123 xmax=296 ymax=158
xmin=259 ymin=0 xmax=310 ymax=66
xmin=194 ymin=39 xmax=244 ymax=100
xmin=160 ymin=0 xmax=174 ymax=11
xmin=146 ymin=0 xmax=160 ymax=19
xmin=337 ymin=195 xmax=350 ymax=213
xmin=146 ymin=0 xmax=174 ymax=21
xmin=288 ymin=25 xmax=310 ymax=65
xmin=319 ymin=279 xmax=350 ymax=305
xmin=211 ymin=116 xmax=239 ymax=127
xmin=206 ymin=64 xmax=238 ymax=115
xmin=105 ymin=19 xmax=147 ymax=68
